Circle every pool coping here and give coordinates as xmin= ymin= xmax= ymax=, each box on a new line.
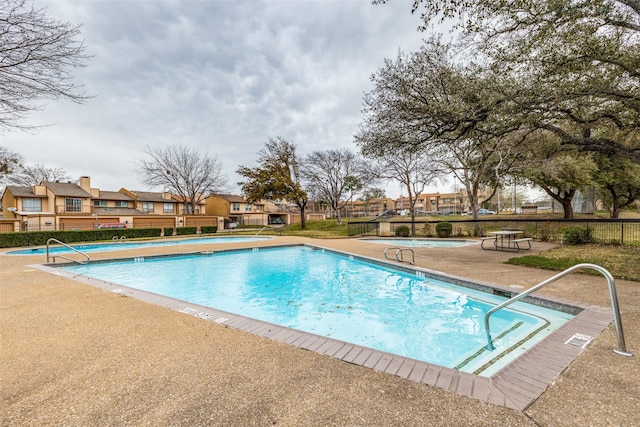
xmin=358 ymin=237 xmax=480 ymax=247
xmin=31 ymin=243 xmax=614 ymax=411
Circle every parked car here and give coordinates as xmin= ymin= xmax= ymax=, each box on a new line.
xmin=467 ymin=209 xmax=496 ymax=215
xmin=478 ymin=209 xmax=496 ymax=215
xmin=98 ymin=223 xmax=127 ymax=229
xmin=269 ymin=217 xmax=286 ymax=225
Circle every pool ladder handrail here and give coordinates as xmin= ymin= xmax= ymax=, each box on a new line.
xmin=484 ymin=263 xmax=632 ymax=357
xmin=46 ymin=238 xmax=90 ymax=265
xmin=254 ymin=226 xmax=270 ymax=236
xmin=384 ymin=247 xmax=415 ymax=265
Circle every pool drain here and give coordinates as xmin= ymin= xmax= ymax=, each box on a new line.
xmin=565 ymin=333 xmax=593 ymax=349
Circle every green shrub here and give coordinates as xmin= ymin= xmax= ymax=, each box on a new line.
xmin=0 ymin=228 xmax=162 ymax=248
xmin=395 ymin=225 xmax=410 ymax=237
xmin=563 ymin=226 xmax=596 ymax=245
xmin=538 ymin=226 xmax=552 ymax=242
xmin=175 ymin=226 xmax=197 ymax=236
xmin=200 ymin=226 xmax=218 ymax=234
xmin=163 ymin=227 xmax=174 ymax=237
xmin=435 ymin=221 xmax=453 ymax=238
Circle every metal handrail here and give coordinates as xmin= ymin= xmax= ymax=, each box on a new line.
xmin=484 ymin=263 xmax=632 ymax=356
xmin=383 ymin=247 xmax=397 ymax=261
xmin=46 ymin=238 xmax=90 ymax=265
xmin=384 ymin=247 xmax=415 ymax=265
xmin=254 ymin=226 xmax=270 ymax=236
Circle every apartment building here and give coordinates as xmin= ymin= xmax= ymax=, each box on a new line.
xmin=1 ymin=176 xmax=216 ymax=232
xmin=205 ymin=194 xmax=289 ymax=227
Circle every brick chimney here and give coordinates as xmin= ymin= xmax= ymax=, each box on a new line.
xmin=79 ymin=176 xmax=91 ymax=192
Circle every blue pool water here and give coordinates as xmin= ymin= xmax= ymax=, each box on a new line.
xmin=59 ymin=245 xmax=573 ymax=375
xmin=361 ymin=238 xmax=477 ymax=248
xmin=7 ymin=236 xmax=271 ymax=255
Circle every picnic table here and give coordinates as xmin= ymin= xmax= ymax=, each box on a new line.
xmin=480 ymin=230 xmax=532 ymax=252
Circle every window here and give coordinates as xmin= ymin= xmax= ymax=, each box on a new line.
xmin=255 ymin=205 xmax=264 ymax=212
xmin=22 ymin=198 xmax=42 ymax=212
xmin=142 ymin=202 xmax=154 ymax=213
xmin=163 ymin=203 xmax=174 ymax=214
xmin=231 ymin=203 xmax=240 ymax=212
xmin=65 ymin=198 xmax=82 ymax=213
xmin=94 ymin=200 xmax=107 ymax=207
xmin=115 ymin=201 xmax=128 ymax=208
xmin=245 ymin=203 xmax=252 ymax=212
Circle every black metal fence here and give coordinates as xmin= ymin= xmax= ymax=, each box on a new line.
xmin=347 ymin=218 xmax=640 ymax=246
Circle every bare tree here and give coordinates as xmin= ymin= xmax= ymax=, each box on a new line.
xmin=362 ymin=143 xmax=443 ymax=234
xmin=0 ymin=146 xmax=23 ymax=183
xmin=8 ymin=163 xmax=69 ymax=186
xmin=0 ymin=0 xmax=91 ymax=132
xmin=136 ymin=145 xmax=227 ymax=215
xmin=301 ymin=148 xmax=370 ymax=225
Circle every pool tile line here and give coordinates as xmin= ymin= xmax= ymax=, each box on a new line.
xmin=31 ymin=262 xmax=614 ymax=412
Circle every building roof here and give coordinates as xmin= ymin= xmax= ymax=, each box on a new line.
xmin=95 ymin=191 xmax=133 ymax=201
xmin=171 ymin=194 xmax=205 ymax=204
xmin=4 ymin=186 xmax=47 ymax=198
xmin=215 ymin=194 xmax=247 ymax=203
xmin=129 ymin=191 xmax=174 ymax=203
xmin=43 ymin=181 xmax=92 ymax=198
xmin=94 ymin=207 xmax=142 ymax=216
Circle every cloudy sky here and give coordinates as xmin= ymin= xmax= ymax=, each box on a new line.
xmin=4 ymin=0 xmax=438 ymax=197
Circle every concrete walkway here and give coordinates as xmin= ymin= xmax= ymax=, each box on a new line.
xmin=1 ymin=236 xmax=638 ymax=426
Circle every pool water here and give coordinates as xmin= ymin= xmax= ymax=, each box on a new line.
xmin=60 ymin=245 xmax=573 ymax=376
xmin=361 ymin=238 xmax=477 ymax=248
xmin=7 ymin=236 xmax=272 ymax=255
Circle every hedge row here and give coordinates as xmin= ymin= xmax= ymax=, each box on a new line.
xmin=0 ymin=228 xmax=162 ymax=248
xmin=176 ymin=226 xmax=197 ymax=236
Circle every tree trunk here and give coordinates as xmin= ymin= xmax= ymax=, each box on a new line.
xmin=410 ymin=209 xmax=416 ymax=236
xmin=334 ymin=205 xmax=342 ymax=225
xmin=610 ymin=201 xmax=621 ymax=219
xmin=300 ymin=204 xmax=307 ymax=229
xmin=561 ymin=199 xmax=574 ymax=219
xmin=541 ymin=187 xmax=576 ymax=219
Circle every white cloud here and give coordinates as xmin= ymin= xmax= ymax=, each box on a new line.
xmin=3 ymin=0 xmax=435 ymax=196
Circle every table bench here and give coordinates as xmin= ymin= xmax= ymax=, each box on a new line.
xmin=512 ymin=237 xmax=532 ymax=251
xmin=479 ymin=236 xmax=497 ymax=249
xmin=480 ymin=231 xmax=533 ymax=252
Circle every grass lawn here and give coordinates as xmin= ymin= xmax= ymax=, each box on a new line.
xmin=506 ymin=244 xmax=640 ymax=282
xmin=250 ymin=219 xmax=353 ymax=238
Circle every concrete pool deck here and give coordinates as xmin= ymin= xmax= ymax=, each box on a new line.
xmin=2 ymin=236 xmax=638 ymax=426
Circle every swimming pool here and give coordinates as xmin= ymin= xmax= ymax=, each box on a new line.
xmin=361 ymin=238 xmax=477 ymax=248
xmin=56 ymin=245 xmax=574 ymax=376
xmin=6 ymin=236 xmax=272 ymax=255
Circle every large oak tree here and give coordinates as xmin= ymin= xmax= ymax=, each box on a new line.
xmin=378 ymin=0 xmax=640 ymax=164
xmin=356 ymin=40 xmax=528 ymax=227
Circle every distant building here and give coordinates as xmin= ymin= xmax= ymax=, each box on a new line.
xmin=205 ymin=194 xmax=290 ymax=228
